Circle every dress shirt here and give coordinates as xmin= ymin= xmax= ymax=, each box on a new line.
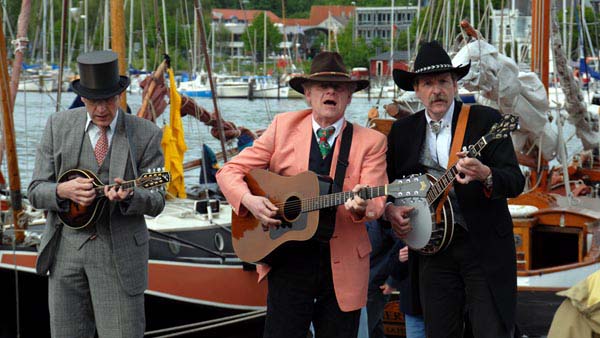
xmin=424 ymin=101 xmax=455 ymax=168
xmin=312 ymin=115 xmax=344 ymax=147
xmin=85 ymin=111 xmax=119 ymax=149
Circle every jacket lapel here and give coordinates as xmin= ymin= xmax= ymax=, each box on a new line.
xmin=109 ymin=110 xmax=129 ymax=182
xmin=292 ymin=111 xmax=313 ymax=173
xmin=328 ymin=119 xmax=348 ymax=179
xmin=62 ymin=108 xmax=88 ymax=173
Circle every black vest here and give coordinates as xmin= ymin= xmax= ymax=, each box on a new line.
xmin=308 ymin=134 xmax=337 ymax=242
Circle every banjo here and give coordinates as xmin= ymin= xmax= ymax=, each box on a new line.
xmin=398 ymin=114 xmax=519 ymax=255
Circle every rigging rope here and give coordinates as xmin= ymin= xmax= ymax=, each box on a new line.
xmin=145 ymin=309 xmax=266 ymax=337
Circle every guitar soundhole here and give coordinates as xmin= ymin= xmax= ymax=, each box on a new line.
xmin=282 ymin=196 xmax=301 ymax=222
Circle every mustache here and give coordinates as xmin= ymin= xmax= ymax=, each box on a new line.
xmin=429 ymin=94 xmax=448 ymax=104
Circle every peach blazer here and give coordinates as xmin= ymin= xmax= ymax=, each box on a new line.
xmin=216 ymin=109 xmax=388 ymax=311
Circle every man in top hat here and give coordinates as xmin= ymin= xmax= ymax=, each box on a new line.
xmin=384 ymin=41 xmax=524 ymax=337
xmin=28 ymin=50 xmax=165 ymax=337
xmin=216 ymin=51 xmax=388 ymax=337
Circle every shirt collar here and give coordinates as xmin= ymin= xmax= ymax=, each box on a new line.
xmin=424 ymin=100 xmax=455 ymax=128
xmin=311 ymin=115 xmax=345 ymax=140
xmin=85 ymin=110 xmax=120 ymax=132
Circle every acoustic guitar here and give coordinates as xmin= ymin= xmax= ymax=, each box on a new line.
xmin=398 ymin=114 xmax=519 ymax=255
xmin=57 ymin=168 xmax=170 ymax=229
xmin=231 ymin=169 xmax=430 ymax=263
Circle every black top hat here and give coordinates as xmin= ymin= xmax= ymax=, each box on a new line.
xmin=392 ymin=41 xmax=470 ymax=92
xmin=289 ymin=51 xmax=370 ymax=94
xmin=70 ymin=50 xmax=130 ymax=100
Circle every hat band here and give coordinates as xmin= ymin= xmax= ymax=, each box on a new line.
xmin=415 ymin=64 xmax=454 ymax=73
xmin=308 ymin=71 xmax=350 ymax=79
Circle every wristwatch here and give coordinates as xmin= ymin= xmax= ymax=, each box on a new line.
xmin=483 ymin=172 xmax=493 ymax=189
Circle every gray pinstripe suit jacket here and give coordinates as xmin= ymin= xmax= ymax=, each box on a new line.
xmin=28 ymin=107 xmax=166 ymax=296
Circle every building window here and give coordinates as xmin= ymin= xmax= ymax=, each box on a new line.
xmin=376 ymin=61 xmax=383 ymax=77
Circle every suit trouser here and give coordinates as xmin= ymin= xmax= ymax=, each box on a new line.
xmin=263 ymin=240 xmax=360 ymax=338
xmin=48 ymin=231 xmax=145 ymax=338
xmin=418 ymin=227 xmax=512 ymax=338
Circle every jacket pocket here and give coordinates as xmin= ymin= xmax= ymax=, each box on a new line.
xmin=356 ymin=239 xmax=372 ymax=258
xmin=134 ymin=230 xmax=149 ymax=246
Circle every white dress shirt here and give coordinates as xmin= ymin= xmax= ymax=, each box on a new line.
xmin=85 ymin=111 xmax=119 ymax=149
xmin=312 ymin=116 xmax=345 ymax=147
xmin=424 ymin=101 xmax=455 ymax=169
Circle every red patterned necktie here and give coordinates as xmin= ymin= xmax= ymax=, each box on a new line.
xmin=317 ymin=126 xmax=336 ymax=158
xmin=94 ymin=126 xmax=109 ymax=165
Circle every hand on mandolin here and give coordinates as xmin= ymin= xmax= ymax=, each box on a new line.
xmin=344 ymin=184 xmax=368 ymax=219
xmin=241 ymin=193 xmax=281 ymax=231
xmin=57 ymin=177 xmax=96 ymax=206
xmin=385 ymin=204 xmax=415 ymax=239
xmin=104 ymin=177 xmax=133 ymax=201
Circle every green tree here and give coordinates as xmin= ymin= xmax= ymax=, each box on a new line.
xmin=240 ymin=12 xmax=282 ymax=60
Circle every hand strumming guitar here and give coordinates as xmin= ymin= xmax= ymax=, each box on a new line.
xmin=104 ymin=177 xmax=133 ymax=201
xmin=57 ymin=177 xmax=95 ymax=206
xmin=241 ymin=193 xmax=281 ymax=230
xmin=385 ymin=204 xmax=415 ymax=239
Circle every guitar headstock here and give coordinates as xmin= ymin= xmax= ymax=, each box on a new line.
xmin=387 ymin=174 xmax=430 ymax=198
xmin=138 ymin=169 xmax=171 ymax=189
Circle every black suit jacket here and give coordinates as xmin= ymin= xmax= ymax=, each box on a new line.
xmin=386 ymin=101 xmax=525 ymax=330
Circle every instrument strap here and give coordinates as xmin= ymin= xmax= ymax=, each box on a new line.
xmin=333 ymin=122 xmax=353 ymax=193
xmin=435 ymin=104 xmax=470 ymax=223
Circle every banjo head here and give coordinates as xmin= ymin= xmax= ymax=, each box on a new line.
xmin=394 ymin=197 xmax=432 ymax=249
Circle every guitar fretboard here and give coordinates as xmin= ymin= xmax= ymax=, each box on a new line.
xmin=426 ymin=137 xmax=488 ymax=204
xmin=302 ymin=185 xmax=387 ymax=212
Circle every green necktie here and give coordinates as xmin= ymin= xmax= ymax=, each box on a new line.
xmin=317 ymin=126 xmax=336 ymax=158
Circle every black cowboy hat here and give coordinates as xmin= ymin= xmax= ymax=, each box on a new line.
xmin=393 ymin=41 xmax=470 ymax=92
xmin=289 ymin=51 xmax=370 ymax=94
xmin=71 ymin=50 xmax=130 ymax=100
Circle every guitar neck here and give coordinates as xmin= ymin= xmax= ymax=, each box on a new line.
xmin=94 ymin=179 xmax=138 ymax=197
xmin=302 ymin=185 xmax=387 ymax=212
xmin=426 ymin=137 xmax=488 ymax=204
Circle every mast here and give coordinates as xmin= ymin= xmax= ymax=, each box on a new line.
xmin=161 ymin=0 xmax=169 ymax=54
xmin=111 ymin=0 xmax=128 ymax=110
xmin=263 ymin=11 xmax=267 ymax=75
xmin=51 ymin=0 xmax=55 ymax=63
xmin=140 ymin=0 xmax=147 ymax=71
xmin=128 ymin=0 xmax=134 ymax=70
xmin=195 ymin=0 xmax=229 ymax=161
xmin=0 ymin=15 xmax=26 ymax=243
xmin=84 ymin=0 xmax=88 ymax=52
xmin=531 ymin=0 xmax=550 ymax=91
xmin=9 ymin=0 xmax=31 ymax=108
xmin=104 ymin=0 xmax=109 ymax=50
xmin=390 ymin=0 xmax=395 ymax=79
xmin=56 ymin=0 xmax=69 ymax=112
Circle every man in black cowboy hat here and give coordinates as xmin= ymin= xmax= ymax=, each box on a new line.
xmin=217 ymin=51 xmax=388 ymax=337
xmin=384 ymin=41 xmax=524 ymax=338
xmin=28 ymin=50 xmax=165 ymax=337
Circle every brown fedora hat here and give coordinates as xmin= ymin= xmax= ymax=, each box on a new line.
xmin=289 ymin=51 xmax=370 ymax=94
xmin=393 ymin=41 xmax=470 ymax=92
xmin=71 ymin=50 xmax=130 ymax=100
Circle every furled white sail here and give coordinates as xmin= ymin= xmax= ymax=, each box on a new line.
xmin=452 ymin=39 xmax=558 ymax=161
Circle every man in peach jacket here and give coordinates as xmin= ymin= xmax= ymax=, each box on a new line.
xmin=216 ymin=51 xmax=388 ymax=338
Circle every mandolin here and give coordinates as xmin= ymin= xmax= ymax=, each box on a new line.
xmin=57 ymin=168 xmax=170 ymax=229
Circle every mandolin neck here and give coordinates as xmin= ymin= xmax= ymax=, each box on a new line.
xmin=94 ymin=179 xmax=138 ymax=197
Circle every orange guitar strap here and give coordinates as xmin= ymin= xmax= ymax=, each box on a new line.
xmin=435 ymin=104 xmax=471 ymax=223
